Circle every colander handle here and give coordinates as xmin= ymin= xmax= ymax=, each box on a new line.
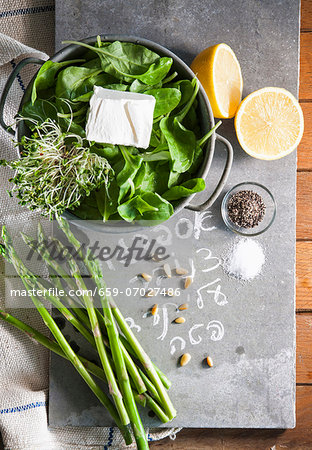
xmin=0 ymin=57 xmax=45 ymax=136
xmin=186 ymin=133 xmax=233 ymax=211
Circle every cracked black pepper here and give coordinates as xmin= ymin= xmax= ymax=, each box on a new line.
xmin=227 ymin=190 xmax=266 ymax=228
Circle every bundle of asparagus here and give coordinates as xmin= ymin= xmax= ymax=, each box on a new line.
xmin=0 ymin=217 xmax=176 ymax=450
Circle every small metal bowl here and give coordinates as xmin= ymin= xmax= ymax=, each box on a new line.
xmin=221 ymin=181 xmax=276 ymax=236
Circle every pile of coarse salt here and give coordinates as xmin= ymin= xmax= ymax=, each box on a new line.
xmin=223 ymin=238 xmax=265 ymax=281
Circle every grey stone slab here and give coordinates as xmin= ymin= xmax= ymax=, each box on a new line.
xmin=51 ymin=0 xmax=299 ymax=429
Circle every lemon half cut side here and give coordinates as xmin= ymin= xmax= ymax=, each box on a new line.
xmin=235 ymin=87 xmax=304 ymax=160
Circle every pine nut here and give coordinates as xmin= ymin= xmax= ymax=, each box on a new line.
xmin=145 ymin=289 xmax=155 ymax=297
xmin=178 ymin=303 xmax=189 ymax=311
xmin=163 ymin=263 xmax=172 ymax=278
xmin=174 ymin=317 xmax=185 ymax=324
xmin=141 ymin=273 xmax=152 ymax=282
xmin=206 ymin=356 xmax=213 ymax=367
xmin=151 ymin=304 xmax=158 ymax=316
xmin=180 ymin=353 xmax=191 ymax=366
xmin=176 ymin=267 xmax=188 ymax=275
xmin=184 ymin=276 xmax=192 ymax=289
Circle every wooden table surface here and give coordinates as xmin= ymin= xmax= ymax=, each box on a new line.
xmin=150 ymin=2 xmax=312 ymax=448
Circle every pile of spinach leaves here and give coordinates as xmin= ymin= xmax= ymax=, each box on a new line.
xmin=23 ymin=37 xmax=219 ymax=224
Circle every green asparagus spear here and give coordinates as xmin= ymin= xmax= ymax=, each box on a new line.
xmin=0 ymin=227 xmax=132 ymax=445
xmin=0 ymin=308 xmax=105 ymax=381
xmin=0 ymin=307 xmax=170 ymax=424
xmin=56 ymin=216 xmax=176 ymax=421
xmin=111 ymin=305 xmax=176 ymax=420
xmin=56 ymin=240 xmax=130 ymax=429
xmin=31 ymin=228 xmax=147 ymax=396
xmin=93 ymin=258 xmax=148 ymax=450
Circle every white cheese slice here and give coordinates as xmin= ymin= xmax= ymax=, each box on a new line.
xmin=85 ymin=86 xmax=156 ymax=149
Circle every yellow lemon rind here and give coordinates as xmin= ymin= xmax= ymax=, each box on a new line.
xmin=191 ymin=43 xmax=243 ymax=119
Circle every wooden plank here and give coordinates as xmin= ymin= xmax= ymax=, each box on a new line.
xmin=150 ymin=386 xmax=312 ymax=448
xmin=296 ymin=242 xmax=312 ymax=310
xmin=301 ymin=0 xmax=312 ymax=31
xmin=298 ymin=103 xmax=312 ymax=170
xmin=296 ymin=313 xmax=312 ymax=384
xmin=299 ymin=33 xmax=312 ymax=100
xmin=297 ymin=172 xmax=312 ymax=240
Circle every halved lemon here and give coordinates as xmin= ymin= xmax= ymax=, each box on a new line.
xmin=191 ymin=43 xmax=243 ymax=119
xmin=235 ymin=87 xmax=304 ymax=160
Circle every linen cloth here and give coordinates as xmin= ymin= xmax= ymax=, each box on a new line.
xmin=0 ymin=2 xmax=180 ymax=448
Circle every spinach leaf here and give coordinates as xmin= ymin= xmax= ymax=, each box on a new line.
xmin=158 ymin=79 xmax=200 ymax=173
xmin=140 ymin=143 xmax=170 ymax=162
xmin=176 ymin=77 xmax=199 ymax=122
xmin=103 ymin=83 xmax=129 ymax=90
xmin=98 ymin=51 xmax=172 ymax=84
xmin=131 ymin=163 xmax=147 ymax=191
xmin=21 ymin=99 xmax=58 ymax=129
xmin=55 ymin=67 xmax=104 ymax=99
xmin=162 ymin=71 xmax=178 ymax=84
xmin=160 ymin=117 xmax=196 ymax=173
xmin=139 ymin=192 xmax=174 ymax=222
xmin=64 ymin=40 xmax=158 ymax=76
xmin=187 ymin=121 xmax=222 ymax=174
xmin=55 ymin=96 xmax=83 ymax=115
xmin=71 ymin=92 xmax=93 ymax=103
xmin=55 ymin=99 xmax=86 ymax=136
xmin=72 ymin=82 xmax=128 ymax=102
xmin=163 ymin=178 xmax=205 ymax=201
xmin=72 ymin=191 xmax=102 ymax=220
xmin=168 ymin=170 xmax=183 ymax=188
xmin=57 ymin=104 xmax=88 ymax=120
xmin=149 ymin=129 xmax=160 ymax=147
xmin=150 ymin=119 xmax=163 ymax=146
xmin=146 ymin=88 xmax=181 ymax=117
xmin=188 ymin=143 xmax=203 ymax=174
xmin=141 ymin=149 xmax=171 ymax=162
xmin=81 ymin=41 xmax=112 ymax=63
xmin=117 ymin=146 xmax=143 ymax=203
xmin=95 ymin=178 xmax=119 ymax=221
xmin=81 ymin=57 xmax=102 ymax=69
xmin=63 ymin=40 xmax=172 ymax=85
xmin=136 ymin=161 xmax=170 ymax=194
xmin=118 ymin=192 xmax=173 ymax=223
xmin=31 ymin=59 xmax=85 ymax=104
xmin=171 ymin=80 xmax=193 ymax=107
xmin=137 ymin=57 xmax=172 ymax=85
xmin=117 ymin=195 xmax=158 ymax=222
xmin=129 ymin=79 xmax=162 ymax=93
xmin=58 ymin=117 xmax=86 ymax=137
xmin=182 ymin=104 xmax=200 ymax=137
xmin=91 ymin=144 xmax=121 ymax=162
xmin=98 ymin=40 xmax=160 ymax=75
xmin=197 ymin=121 xmax=222 ymax=147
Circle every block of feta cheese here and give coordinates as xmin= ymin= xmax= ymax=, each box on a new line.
xmin=85 ymin=86 xmax=156 ymax=149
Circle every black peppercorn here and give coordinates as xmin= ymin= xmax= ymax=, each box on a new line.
xmin=227 ymin=190 xmax=266 ymax=228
